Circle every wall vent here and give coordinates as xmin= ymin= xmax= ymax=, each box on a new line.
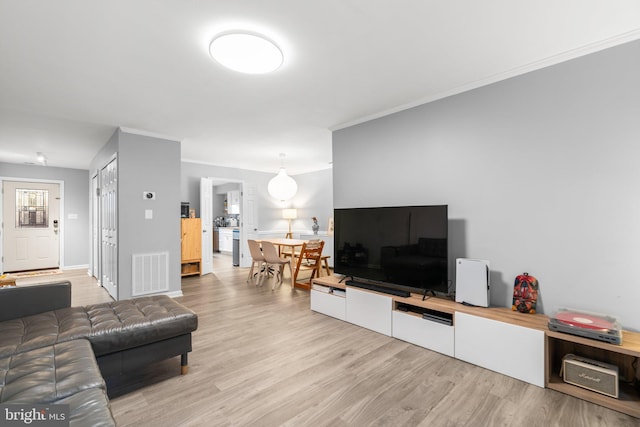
xmin=132 ymin=252 xmax=169 ymax=296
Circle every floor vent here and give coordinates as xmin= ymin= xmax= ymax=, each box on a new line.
xmin=132 ymin=252 xmax=169 ymax=296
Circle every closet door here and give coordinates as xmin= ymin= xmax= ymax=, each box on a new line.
xmin=100 ymin=157 xmax=118 ymax=299
xmin=200 ymin=177 xmax=213 ymax=275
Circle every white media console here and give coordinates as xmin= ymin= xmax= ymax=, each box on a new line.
xmin=311 ymin=275 xmax=640 ymax=418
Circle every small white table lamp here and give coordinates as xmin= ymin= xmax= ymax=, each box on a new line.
xmin=283 ymin=209 xmax=297 ymax=238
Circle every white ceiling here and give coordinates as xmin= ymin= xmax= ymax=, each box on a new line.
xmin=1 ymin=1 xmax=640 ymax=175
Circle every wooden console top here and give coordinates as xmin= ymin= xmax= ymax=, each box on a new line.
xmin=312 ymin=275 xmax=640 ymax=342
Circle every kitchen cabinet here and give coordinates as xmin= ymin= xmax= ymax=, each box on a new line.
xmin=219 ymin=228 xmax=234 ymax=253
xmin=213 ymin=228 xmax=219 ymax=252
xmin=227 ymin=191 xmax=240 ymax=214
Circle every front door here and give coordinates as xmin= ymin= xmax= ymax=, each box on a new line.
xmin=2 ymin=181 xmax=60 ymax=272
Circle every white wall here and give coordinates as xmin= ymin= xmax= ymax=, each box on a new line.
xmin=284 ymin=168 xmax=334 ymax=235
xmin=181 ymin=161 xmax=333 ymax=235
xmin=333 ymin=39 xmax=640 ymax=331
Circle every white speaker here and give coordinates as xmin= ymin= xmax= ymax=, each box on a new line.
xmin=455 ymin=258 xmax=490 ymax=307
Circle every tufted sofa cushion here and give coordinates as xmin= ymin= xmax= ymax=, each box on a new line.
xmin=0 ymin=340 xmax=104 ymax=404
xmin=0 ymin=340 xmax=117 ymax=426
xmin=0 ymin=295 xmax=197 ymax=358
xmin=61 ymin=388 xmax=117 ymax=427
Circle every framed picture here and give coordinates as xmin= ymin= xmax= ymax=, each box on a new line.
xmin=327 ymin=217 xmax=334 ymax=236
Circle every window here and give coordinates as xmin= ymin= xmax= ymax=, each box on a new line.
xmin=15 ymin=189 xmax=49 ymax=228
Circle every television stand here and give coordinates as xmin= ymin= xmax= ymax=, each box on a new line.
xmin=346 ymin=280 xmax=410 ymax=298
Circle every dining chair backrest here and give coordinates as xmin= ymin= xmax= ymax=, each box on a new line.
xmin=301 ymin=240 xmax=324 ymax=260
xmin=261 ymin=241 xmax=282 ymax=263
xmin=248 ymin=240 xmax=264 ymax=261
xmin=293 ymin=240 xmax=325 ymax=287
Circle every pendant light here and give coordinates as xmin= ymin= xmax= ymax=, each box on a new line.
xmin=268 ymin=154 xmax=297 ymax=201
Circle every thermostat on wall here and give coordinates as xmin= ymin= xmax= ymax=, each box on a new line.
xmin=143 ymin=191 xmax=156 ymax=200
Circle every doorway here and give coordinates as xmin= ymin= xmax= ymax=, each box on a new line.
xmin=1 ymin=180 xmax=62 ymax=273
xmin=200 ymin=178 xmax=258 ymax=270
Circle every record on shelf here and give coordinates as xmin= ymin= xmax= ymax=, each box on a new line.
xmin=554 ymin=311 xmax=615 ymax=331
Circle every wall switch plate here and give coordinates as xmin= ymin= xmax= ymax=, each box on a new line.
xmin=143 ymin=191 xmax=156 ymax=200
xmin=145 ymin=209 xmax=153 ymax=219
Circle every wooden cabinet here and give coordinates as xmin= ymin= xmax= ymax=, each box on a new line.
xmin=546 ymin=329 xmax=640 ymax=418
xmin=181 ymin=218 xmax=201 ymax=276
xmin=311 ymin=275 xmax=640 ymax=418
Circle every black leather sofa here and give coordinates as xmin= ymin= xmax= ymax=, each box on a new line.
xmin=0 ymin=281 xmax=198 ymax=426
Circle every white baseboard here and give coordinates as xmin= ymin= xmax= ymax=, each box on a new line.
xmin=164 ymin=290 xmax=184 ymax=298
xmin=61 ymin=264 xmax=89 ymax=271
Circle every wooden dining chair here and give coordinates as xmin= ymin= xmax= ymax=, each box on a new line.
xmin=261 ymin=241 xmax=293 ymax=289
xmin=293 ymin=240 xmax=325 ymax=289
xmin=247 ymin=240 xmax=266 ymax=283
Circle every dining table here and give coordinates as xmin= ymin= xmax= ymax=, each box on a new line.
xmin=257 ymin=237 xmax=332 ymax=285
xmin=258 ymin=238 xmax=307 ymax=264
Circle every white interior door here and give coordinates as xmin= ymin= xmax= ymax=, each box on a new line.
xmin=2 ymin=181 xmax=60 ymax=272
xmin=91 ymin=174 xmax=99 ymax=280
xmin=240 ymin=183 xmax=258 ymax=268
xmin=200 ymin=177 xmax=213 ymax=275
xmin=100 ymin=158 xmax=118 ymax=299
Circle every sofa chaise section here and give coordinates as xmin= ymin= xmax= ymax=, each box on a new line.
xmin=0 ymin=282 xmax=198 ymax=376
xmin=0 ymin=280 xmax=199 ymax=426
xmin=0 ymin=339 xmax=117 ymax=426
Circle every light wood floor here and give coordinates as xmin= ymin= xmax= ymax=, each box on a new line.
xmin=27 ymin=257 xmax=639 ymax=427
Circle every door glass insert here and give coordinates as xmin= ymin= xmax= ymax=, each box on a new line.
xmin=15 ymin=188 xmax=49 ymax=228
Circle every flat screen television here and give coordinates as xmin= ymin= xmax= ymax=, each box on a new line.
xmin=334 ymin=205 xmax=449 ymax=296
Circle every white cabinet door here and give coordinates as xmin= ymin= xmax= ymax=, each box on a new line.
xmin=346 ymin=287 xmax=392 ymax=336
xmin=219 ymin=229 xmax=233 ymax=253
xmin=455 ymin=312 xmax=545 ymax=387
xmin=311 ymin=290 xmax=346 ymax=320
xmin=392 ymin=311 xmax=454 ymax=357
xmin=228 ymin=191 xmax=240 ymax=214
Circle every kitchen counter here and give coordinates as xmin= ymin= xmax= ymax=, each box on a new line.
xmin=217 ymin=228 xmax=238 ymax=253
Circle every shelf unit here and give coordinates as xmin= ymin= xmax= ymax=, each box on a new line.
xmin=311 ymin=275 xmax=640 ymax=418
xmin=546 ymin=329 xmax=640 ymax=418
xmin=181 ymin=218 xmax=201 ymax=277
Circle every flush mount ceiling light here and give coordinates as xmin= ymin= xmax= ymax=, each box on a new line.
xmin=209 ymin=32 xmax=283 ymax=74
xmin=36 ymin=152 xmax=47 ymax=166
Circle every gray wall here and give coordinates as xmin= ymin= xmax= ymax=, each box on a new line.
xmin=333 ymin=39 xmax=640 ymax=331
xmin=91 ymin=129 xmax=181 ymax=300
xmin=181 ymin=161 xmax=333 ymax=234
xmin=0 ymin=162 xmax=89 ymax=269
